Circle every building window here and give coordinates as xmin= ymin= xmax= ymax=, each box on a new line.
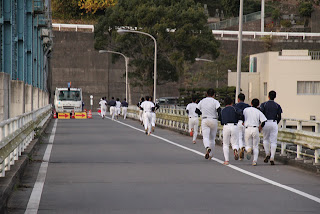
xmin=297 ymin=81 xmax=320 ymax=95
xmin=264 ymin=82 xmax=267 ymax=96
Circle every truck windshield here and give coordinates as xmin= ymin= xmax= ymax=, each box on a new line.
xmin=58 ymin=90 xmax=81 ymax=101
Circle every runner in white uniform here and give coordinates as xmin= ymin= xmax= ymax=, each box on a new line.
xmin=196 ymin=88 xmax=221 ymax=160
xmin=186 ymin=97 xmax=199 ymax=144
xmin=243 ymin=98 xmax=267 ymax=166
xmin=140 ymin=96 xmax=155 ymax=135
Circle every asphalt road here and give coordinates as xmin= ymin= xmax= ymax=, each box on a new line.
xmin=6 ymin=115 xmax=320 ymax=214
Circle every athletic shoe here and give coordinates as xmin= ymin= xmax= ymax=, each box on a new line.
xmin=239 ymin=147 xmax=245 ymax=160
xmin=223 ymin=161 xmax=229 ymax=165
xmin=205 ymin=147 xmax=211 ymax=159
xmin=264 ymin=155 xmax=270 ymax=163
xmin=234 ymin=149 xmax=239 ymax=160
xmin=246 ymin=148 xmax=252 ymax=160
xmin=192 ymin=141 xmax=196 ymax=144
xmin=252 ymin=161 xmax=257 ymax=166
xmin=270 ymin=160 xmax=275 ymax=165
xmin=145 ymin=130 xmax=148 ymax=135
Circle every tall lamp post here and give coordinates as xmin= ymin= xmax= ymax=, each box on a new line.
xmin=99 ymin=50 xmax=129 ymax=102
xmin=195 ymin=58 xmax=219 ymax=88
xmin=236 ymin=0 xmax=244 ymax=103
xmin=117 ymin=29 xmax=157 ymax=103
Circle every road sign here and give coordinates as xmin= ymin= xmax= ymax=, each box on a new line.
xmin=58 ymin=113 xmax=70 ymax=119
xmin=75 ymin=112 xmax=87 ymax=119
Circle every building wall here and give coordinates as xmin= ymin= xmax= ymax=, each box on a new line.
xmin=229 ymin=50 xmax=320 ymax=120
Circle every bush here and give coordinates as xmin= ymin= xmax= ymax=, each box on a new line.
xmin=280 ymin=20 xmax=292 ymax=28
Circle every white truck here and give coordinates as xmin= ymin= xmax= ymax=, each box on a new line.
xmin=54 ymin=87 xmax=83 ymax=114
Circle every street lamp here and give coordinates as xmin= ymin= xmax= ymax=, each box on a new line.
xmin=236 ymin=0 xmax=244 ymax=103
xmin=117 ymin=29 xmax=157 ymax=103
xmin=195 ymin=58 xmax=219 ymax=88
xmin=99 ymin=50 xmax=129 ymax=102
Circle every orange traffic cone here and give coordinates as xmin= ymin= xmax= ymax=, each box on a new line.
xmin=72 ymin=110 xmax=75 ymax=119
xmin=53 ymin=109 xmax=57 ymax=119
xmin=87 ymin=110 xmax=92 ymax=119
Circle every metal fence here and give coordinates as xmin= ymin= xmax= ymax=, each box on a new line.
xmin=208 ymin=11 xmax=261 ymax=30
xmin=309 ymin=51 xmax=320 ymax=60
xmin=127 ymin=106 xmax=320 ymax=164
xmin=52 ymin=23 xmax=95 ymax=32
xmin=0 ymin=105 xmax=52 ymax=177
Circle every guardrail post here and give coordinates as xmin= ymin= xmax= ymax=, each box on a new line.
xmin=315 ymin=123 xmax=320 ymax=133
xmin=280 ymin=142 xmax=287 ymax=156
xmin=281 ymin=119 xmax=286 ymax=129
xmin=0 ymin=161 xmax=5 ymax=177
xmin=297 ymin=121 xmax=302 ymax=131
xmin=296 ymin=145 xmax=303 ymax=160
xmin=314 ymin=149 xmax=320 ymax=165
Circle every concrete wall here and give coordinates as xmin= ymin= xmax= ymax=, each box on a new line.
xmin=0 ymin=73 xmax=11 ymax=121
xmin=10 ymin=80 xmax=25 ymax=118
xmin=51 ymin=31 xmax=180 ymax=109
xmin=229 ymin=50 xmax=320 ymax=120
xmin=25 ymin=84 xmax=33 ymax=112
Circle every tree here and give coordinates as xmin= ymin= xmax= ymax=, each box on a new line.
xmin=221 ymin=0 xmax=239 ymax=17
xmin=94 ymin=0 xmax=220 ymax=93
xmin=299 ymin=1 xmax=314 ymax=18
xmin=78 ymin=0 xmax=116 ymax=14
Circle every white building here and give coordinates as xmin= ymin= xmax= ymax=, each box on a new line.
xmin=228 ymin=50 xmax=320 ymax=121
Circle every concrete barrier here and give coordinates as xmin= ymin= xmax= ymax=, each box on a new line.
xmin=10 ymin=80 xmax=25 ymax=118
xmin=0 ymin=105 xmax=52 ymax=177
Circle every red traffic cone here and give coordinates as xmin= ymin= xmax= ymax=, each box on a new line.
xmin=71 ymin=110 xmax=75 ymax=118
xmin=53 ymin=109 xmax=57 ymax=119
xmin=87 ymin=110 xmax=92 ymax=119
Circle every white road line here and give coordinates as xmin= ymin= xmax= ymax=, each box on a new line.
xmin=25 ymin=119 xmax=58 ymax=214
xmin=110 ymin=117 xmax=320 ymax=204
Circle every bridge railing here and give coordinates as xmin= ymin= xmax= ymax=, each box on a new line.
xmin=52 ymin=23 xmax=94 ymax=32
xmin=127 ymin=106 xmax=320 ymax=164
xmin=212 ymin=30 xmax=320 ymax=40
xmin=0 ymin=105 xmax=52 ymax=177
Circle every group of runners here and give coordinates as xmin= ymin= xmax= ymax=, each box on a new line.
xmin=137 ymin=96 xmax=160 ymax=135
xmin=99 ymin=97 xmax=129 ymax=120
xmin=186 ymin=88 xmax=282 ymax=166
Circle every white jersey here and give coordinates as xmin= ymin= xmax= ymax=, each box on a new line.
xmin=99 ymin=100 xmax=107 ymax=108
xmin=116 ymin=101 xmax=121 ymax=108
xmin=197 ymin=97 xmax=220 ymax=118
xmin=140 ymin=101 xmax=155 ymax=112
xmin=243 ymin=107 xmax=267 ymax=127
xmin=186 ymin=103 xmax=198 ymax=118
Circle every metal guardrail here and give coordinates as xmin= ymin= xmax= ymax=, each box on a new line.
xmin=212 ymin=30 xmax=320 ymax=40
xmin=208 ymin=11 xmax=261 ymax=30
xmin=127 ymin=106 xmax=320 ymax=164
xmin=0 ymin=105 xmax=52 ymax=177
xmin=52 ymin=23 xmax=94 ymax=32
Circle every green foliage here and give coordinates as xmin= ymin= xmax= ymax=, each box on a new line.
xmin=52 ymin=0 xmax=82 ymax=20
xmin=299 ymin=1 xmax=314 ymax=18
xmin=95 ymin=0 xmax=220 ymax=91
xmin=220 ymin=0 xmax=261 ymax=17
xmin=280 ymin=19 xmax=292 ymax=28
xmin=271 ymin=9 xmax=281 ymax=22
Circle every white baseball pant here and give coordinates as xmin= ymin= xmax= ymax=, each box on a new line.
xmin=101 ymin=106 xmax=107 ymax=118
xmin=201 ymin=118 xmax=218 ymax=157
xmin=263 ymin=121 xmax=278 ymax=160
xmin=143 ymin=112 xmax=152 ymax=134
xmin=122 ymin=107 xmax=128 ymax=119
xmin=110 ymin=106 xmax=116 ymax=120
xmin=223 ymin=124 xmax=239 ymax=162
xmin=151 ymin=112 xmax=156 ymax=127
xmin=188 ymin=117 xmax=199 ymax=142
xmin=245 ymin=127 xmax=260 ymax=162
xmin=238 ymin=121 xmax=245 ymax=149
